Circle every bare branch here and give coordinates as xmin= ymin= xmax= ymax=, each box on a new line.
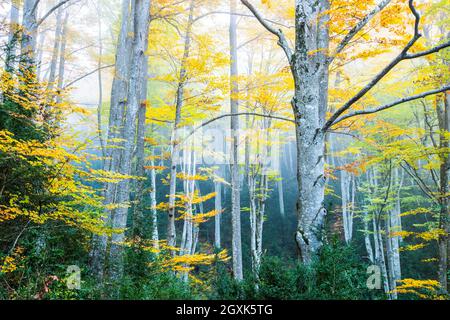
xmin=193 ymin=11 xmax=292 ymax=29
xmin=64 ymin=64 xmax=115 ymax=89
xmin=237 ymin=34 xmax=263 ymax=50
xmin=332 ymin=85 xmax=450 ymax=125
xmin=37 ymin=0 xmax=72 ymax=27
xmin=31 ymin=0 xmax=42 ymax=16
xmin=149 ymin=118 xmax=174 ymax=124
xmin=324 ymin=0 xmax=450 ymax=131
xmin=240 ymin=0 xmax=292 ymax=62
xmin=180 ymin=112 xmax=295 ymax=146
xmin=404 ymin=40 xmax=450 ymax=59
xmin=332 ymin=0 xmax=392 ymax=62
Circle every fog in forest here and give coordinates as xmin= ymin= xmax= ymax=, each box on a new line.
xmin=0 ymin=0 xmax=449 ymax=301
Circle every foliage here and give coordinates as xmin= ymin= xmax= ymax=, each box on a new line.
xmin=209 ymin=241 xmax=382 ymax=300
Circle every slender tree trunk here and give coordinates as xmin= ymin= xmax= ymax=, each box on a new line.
xmin=167 ymin=0 xmax=195 ymax=252
xmin=5 ymin=0 xmax=20 ymax=72
xmin=385 ymin=206 xmax=398 ymax=300
xmin=20 ymin=0 xmax=40 ymax=72
xmin=96 ymin=4 xmax=106 ymax=159
xmin=369 ymin=168 xmax=393 ymax=299
xmin=374 ymin=216 xmax=390 ymax=297
xmin=36 ymin=31 xmax=46 ymax=80
xmin=150 ymin=153 xmax=159 ymax=252
xmin=229 ymin=0 xmax=243 ymax=281
xmin=387 ymin=167 xmax=402 ymax=296
xmin=47 ymin=7 xmax=63 ymax=89
xmin=277 ymin=147 xmax=286 ymax=218
xmin=214 ymin=167 xmax=222 ymax=249
xmin=248 ymin=164 xmax=257 ymax=276
xmin=363 ymin=209 xmax=374 ymax=264
xmin=8 ymin=0 xmax=20 ymax=42
xmin=437 ymin=92 xmax=449 ymax=293
xmin=180 ymin=144 xmax=197 ymax=282
xmin=56 ymin=11 xmax=68 ymax=104
xmin=247 ymin=119 xmax=270 ymax=284
xmin=341 ymin=170 xmax=352 ymax=243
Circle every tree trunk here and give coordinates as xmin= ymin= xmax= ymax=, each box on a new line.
xmin=229 ymin=0 xmax=243 ymax=281
xmin=20 ymin=0 xmax=39 ymax=72
xmin=90 ymin=0 xmax=133 ymax=280
xmin=36 ymin=31 xmax=46 ymax=80
xmin=369 ymin=168 xmax=393 ymax=299
xmin=96 ymin=4 xmax=106 ymax=159
xmin=341 ymin=170 xmax=354 ymax=244
xmin=132 ymin=51 xmax=149 ymax=238
xmin=214 ymin=168 xmax=222 ymax=249
xmin=363 ymin=209 xmax=374 ymax=264
xmin=5 ymin=0 xmax=20 ymax=72
xmin=47 ymin=7 xmax=63 ymax=90
xmin=293 ymin=0 xmax=329 ymax=264
xmin=167 ymin=0 xmax=195 ymax=252
xmin=150 ymin=154 xmax=159 ymax=252
xmin=437 ymin=92 xmax=449 ymax=293
xmin=247 ymin=118 xmax=271 ymax=284
xmin=108 ymin=0 xmax=151 ymax=282
xmin=386 ymin=167 xmax=403 ymax=297
xmin=56 ymin=12 xmax=68 ymax=104
xmin=180 ymin=144 xmax=197 ymax=282
xmin=278 ymin=146 xmax=286 ymax=218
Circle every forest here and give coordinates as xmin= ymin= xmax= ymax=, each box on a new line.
xmin=0 ymin=0 xmax=449 ymax=301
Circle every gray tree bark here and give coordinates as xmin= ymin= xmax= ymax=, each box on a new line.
xmin=368 ymin=168 xmax=391 ymax=297
xmin=167 ymin=0 xmax=195 ymax=252
xmin=437 ymin=92 xmax=449 ymax=292
xmin=229 ymin=0 xmax=243 ymax=281
xmin=150 ymin=152 xmax=160 ymax=252
xmin=90 ymin=0 xmax=133 ymax=280
xmin=5 ymin=0 xmax=20 ymax=72
xmin=214 ymin=168 xmax=222 ymax=249
xmin=56 ymin=11 xmax=68 ymax=104
xmin=132 ymin=52 xmax=149 ymax=238
xmin=292 ymin=0 xmax=329 ymax=263
xmin=47 ymin=7 xmax=63 ymax=90
xmin=19 ymin=0 xmax=71 ymax=72
xmin=36 ymin=31 xmax=46 ymax=80
xmin=108 ymin=0 xmax=152 ymax=282
xmin=386 ymin=167 xmax=403 ymax=297
xmin=95 ymin=3 xmax=106 ymax=159
xmin=20 ymin=0 xmax=39 ymax=72
xmin=341 ymin=170 xmax=355 ymax=244
xmin=248 ymin=118 xmax=270 ymax=283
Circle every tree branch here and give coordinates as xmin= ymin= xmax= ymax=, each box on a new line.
xmin=331 ymin=0 xmax=392 ymax=62
xmin=193 ymin=11 xmax=292 ymax=29
xmin=37 ymin=0 xmax=72 ymax=27
xmin=31 ymin=0 xmax=42 ymax=16
xmin=237 ymin=34 xmax=263 ymax=50
xmin=64 ymin=64 xmax=115 ymax=89
xmin=324 ymin=0 xmax=450 ymax=131
xmin=404 ymin=40 xmax=450 ymax=59
xmin=240 ymin=0 xmax=292 ymax=62
xmin=331 ymin=85 xmax=450 ymax=125
xmin=179 ymin=112 xmax=294 ymax=146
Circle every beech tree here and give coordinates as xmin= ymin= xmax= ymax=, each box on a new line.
xmin=241 ymin=0 xmax=450 ymax=264
xmin=1 ymin=0 xmax=449 ymax=301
